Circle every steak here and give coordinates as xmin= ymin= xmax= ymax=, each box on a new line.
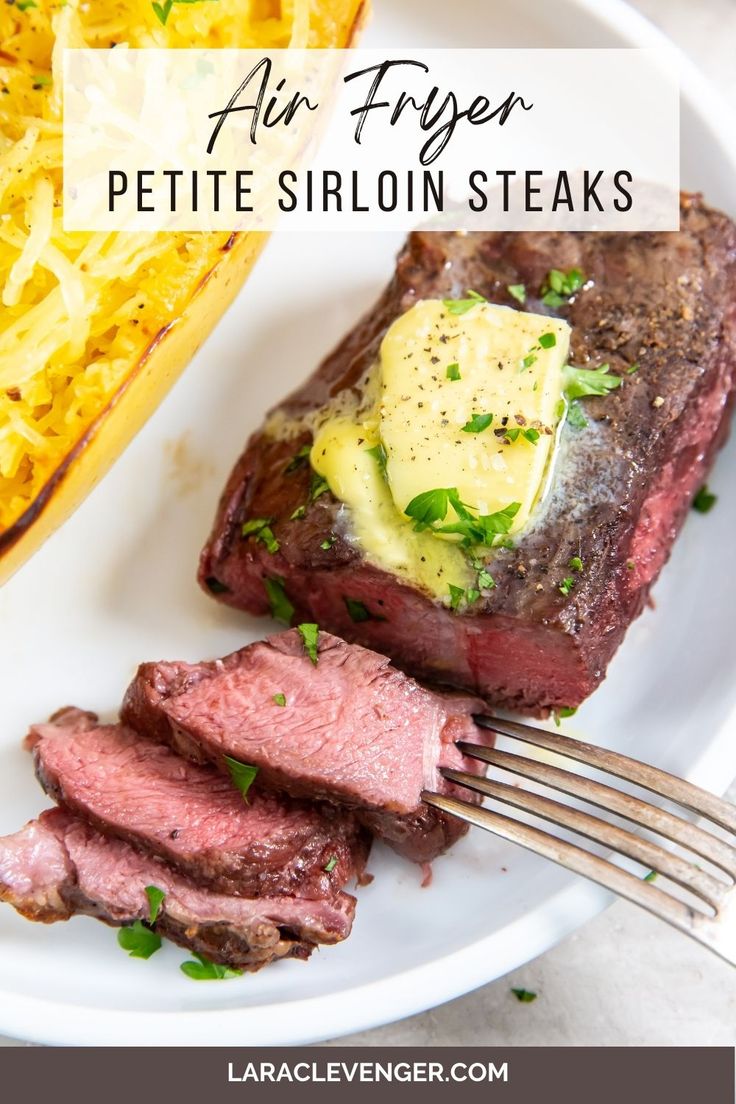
xmin=121 ymin=628 xmax=489 ymax=864
xmin=0 ymin=808 xmax=355 ymax=971
xmin=27 ymin=707 xmax=370 ymax=899
xmin=199 ymin=195 xmax=736 ymax=713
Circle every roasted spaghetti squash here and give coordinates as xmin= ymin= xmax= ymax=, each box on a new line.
xmin=0 ymin=0 xmax=364 ymax=583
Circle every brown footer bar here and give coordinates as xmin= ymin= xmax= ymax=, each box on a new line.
xmin=0 ymin=1045 xmax=733 ymax=1103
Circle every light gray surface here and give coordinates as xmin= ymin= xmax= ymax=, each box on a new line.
xmin=2 ymin=0 xmax=735 ymax=1050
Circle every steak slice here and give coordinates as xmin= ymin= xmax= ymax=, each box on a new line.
xmin=0 ymin=809 xmax=355 ymax=971
xmin=121 ymin=629 xmax=489 ymax=864
xmin=27 ymin=707 xmax=370 ymax=900
xmin=199 ymin=195 xmax=736 ymax=713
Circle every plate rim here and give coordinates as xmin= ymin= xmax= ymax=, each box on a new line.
xmin=3 ymin=0 xmax=736 ymax=1046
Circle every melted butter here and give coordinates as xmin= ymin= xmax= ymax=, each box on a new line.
xmin=310 ymin=416 xmax=473 ymax=597
xmin=380 ymin=300 xmax=570 ymax=530
xmin=267 ymin=298 xmax=570 ymax=603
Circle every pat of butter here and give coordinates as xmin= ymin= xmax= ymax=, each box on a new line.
xmin=379 ymin=300 xmax=570 ymax=531
xmin=310 ymin=417 xmax=472 ymax=598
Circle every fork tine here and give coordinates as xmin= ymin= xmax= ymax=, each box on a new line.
xmin=457 ymin=743 xmax=736 ymax=879
xmin=473 ymin=714 xmax=736 ymax=835
xmin=422 ymin=790 xmax=708 ymax=937
xmin=442 ymin=768 xmax=727 ymax=909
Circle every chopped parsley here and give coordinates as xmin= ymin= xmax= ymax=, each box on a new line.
xmin=442 ymin=289 xmax=487 ymax=315
xmin=626 ymin=362 xmax=640 ymax=375
xmin=538 ymin=332 xmax=557 ymax=349
xmin=405 ymin=487 xmax=520 ymax=548
xmin=145 ymin=885 xmax=165 ymax=925
xmin=310 ymin=472 xmax=330 ymax=501
xmin=565 ymin=401 xmax=588 ymax=429
xmin=224 ymin=756 xmax=259 ymax=801
xmin=446 ymin=362 xmax=461 ymax=381
xmin=290 ymin=505 xmax=307 ymax=520
xmin=180 ymin=953 xmax=243 ymax=982
xmin=521 ymin=353 xmax=537 ymax=370
xmin=511 ymin=987 xmax=537 ymax=1003
xmin=643 ymin=870 xmax=657 ymax=883
xmin=241 ymin=517 xmax=279 ymax=554
xmin=366 ymin=442 xmax=388 ymax=478
xmin=503 ymin=426 xmax=540 ymax=446
xmin=559 ymin=576 xmax=575 ymax=596
xmin=32 ymin=75 xmax=52 ymax=89
xmin=117 ymin=921 xmax=161 ymax=960
xmin=152 ymin=0 xmax=221 ymax=27
xmin=323 ymin=856 xmax=338 ymax=874
xmin=540 ymin=267 xmax=585 ymax=308
xmin=204 ymin=575 xmax=230 ymax=595
xmin=448 ymin=583 xmax=465 ymax=610
xmin=477 ymin=567 xmax=495 ymax=590
xmin=344 ymin=597 xmax=385 ymax=623
xmin=298 ymin=622 xmax=320 ymax=664
xmin=17 ymin=0 xmax=38 ymax=9
xmin=552 ymin=706 xmax=578 ymax=727
xmin=462 ymin=412 xmax=493 ymax=434
xmin=284 ymin=443 xmax=311 ymax=474
xmin=273 ymin=693 xmax=287 ymax=707
xmin=568 ymin=556 xmax=583 ymax=573
xmin=507 ymin=283 xmax=526 ymax=304
xmin=692 ymin=485 xmax=717 ymax=514
xmin=320 ymin=535 xmax=336 ymax=550
xmin=563 ymin=362 xmax=622 ymax=400
xmin=264 ymin=576 xmax=294 ymax=625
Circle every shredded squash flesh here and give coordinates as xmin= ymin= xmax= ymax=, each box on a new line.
xmin=0 ymin=0 xmax=353 ymax=533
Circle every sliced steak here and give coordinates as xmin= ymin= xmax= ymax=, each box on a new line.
xmin=0 ymin=809 xmax=355 ymax=970
xmin=199 ymin=195 xmax=736 ymax=713
xmin=27 ymin=707 xmax=370 ymax=900
xmin=121 ymin=629 xmax=489 ymax=864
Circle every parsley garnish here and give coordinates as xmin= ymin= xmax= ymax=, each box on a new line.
xmin=145 ymin=885 xmax=165 ymax=925
xmin=344 ymin=597 xmax=385 ymax=623
xmin=366 ymin=442 xmax=388 ymax=479
xmin=442 ymin=289 xmax=486 ymax=315
xmin=692 ymin=485 xmax=717 ymax=514
xmin=323 ymin=856 xmax=338 ymax=874
xmin=563 ymin=363 xmax=621 ymax=400
xmin=310 ymin=472 xmax=330 ymax=501
xmin=405 ymin=488 xmax=521 ymax=548
xmin=17 ymin=0 xmax=38 ymax=9
xmin=152 ymin=0 xmax=221 ymax=27
xmin=320 ymin=535 xmax=336 ymax=550
xmin=290 ymin=505 xmax=307 ymax=520
xmin=117 ymin=921 xmax=161 ymax=960
xmin=477 ymin=567 xmax=495 ymax=590
xmin=507 ymin=284 xmax=526 ymax=304
xmin=643 ymin=870 xmax=657 ymax=883
xmin=540 ymin=267 xmax=585 ymax=308
xmin=626 ymin=362 xmax=640 ymax=375
xmin=298 ymin=622 xmax=320 ymax=664
xmin=552 ymin=706 xmax=578 ymax=727
xmin=273 ymin=693 xmax=287 ymax=707
xmin=559 ymin=576 xmax=575 ymax=596
xmin=538 ymin=332 xmax=557 ymax=349
xmin=566 ymin=401 xmax=588 ymax=429
xmin=511 ymin=988 xmax=537 ymax=1003
xmin=446 ymin=363 xmax=461 ymax=381
xmin=241 ymin=517 xmax=279 ymax=554
xmin=264 ymin=576 xmax=294 ymax=625
xmin=462 ymin=412 xmax=493 ymax=434
xmin=180 ymin=953 xmax=243 ymax=981
xmin=448 ymin=583 xmax=465 ymax=610
xmin=568 ymin=556 xmax=583 ymax=573
xmin=284 ymin=443 xmax=311 ymax=474
xmin=224 ymin=756 xmax=258 ymax=801
xmin=503 ymin=426 xmax=540 ymax=446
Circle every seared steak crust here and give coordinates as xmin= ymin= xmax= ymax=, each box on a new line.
xmin=199 ymin=196 xmax=736 ymax=712
xmin=0 ymin=809 xmax=356 ymax=971
xmin=27 ymin=707 xmax=370 ymax=900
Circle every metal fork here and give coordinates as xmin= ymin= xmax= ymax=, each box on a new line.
xmin=422 ymin=714 xmax=736 ymax=965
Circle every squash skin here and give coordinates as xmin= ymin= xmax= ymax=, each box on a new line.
xmin=0 ymin=2 xmax=368 ymax=586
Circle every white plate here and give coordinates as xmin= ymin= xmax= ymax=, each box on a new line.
xmin=2 ymin=0 xmax=736 ymax=1047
